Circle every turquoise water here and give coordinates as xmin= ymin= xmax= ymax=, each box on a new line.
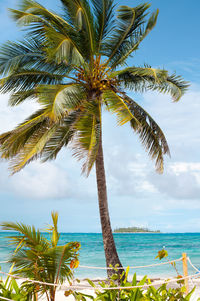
xmin=0 ymin=232 xmax=200 ymax=279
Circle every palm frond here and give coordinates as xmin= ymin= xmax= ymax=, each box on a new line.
xmin=50 ymin=211 xmax=60 ymax=248
xmin=112 ymin=67 xmax=189 ymax=101
xmin=10 ymin=242 xmax=75 ymax=284
xmin=40 ymin=112 xmax=79 ymax=162
xmin=104 ymin=6 xmax=136 ymax=64
xmin=0 ymin=37 xmax=72 ymax=81
xmin=102 ymin=89 xmax=140 ymax=126
xmin=61 ymin=0 xmax=95 ymax=59
xmin=9 ymin=124 xmax=57 ymax=174
xmin=111 ymin=66 xmax=168 ymax=83
xmin=0 ymin=39 xmax=42 ymax=77
xmin=91 ymin=0 xmax=115 ymax=52
xmin=0 ymin=108 xmax=48 ymax=160
xmin=9 ymin=1 xmax=85 ymax=62
xmin=104 ymin=4 xmax=150 ymax=66
xmin=11 ymin=0 xmax=70 ymax=29
xmin=148 ymin=73 xmax=189 ymax=102
xmin=111 ymin=9 xmax=159 ymax=68
xmin=9 ymin=8 xmax=50 ymax=27
xmin=72 ymin=102 xmax=101 ymax=176
xmin=0 ymin=109 xmax=81 ymax=173
xmin=121 ymin=93 xmax=170 ymax=172
xmin=36 ymin=83 xmax=86 ymax=121
xmin=0 ymin=38 xmax=74 ymax=98
xmin=43 ymin=27 xmax=84 ymax=65
xmin=0 ymin=69 xmax=64 ymax=93
xmin=1 ymin=222 xmax=49 ymax=251
xmin=8 ymin=90 xmax=36 ymax=106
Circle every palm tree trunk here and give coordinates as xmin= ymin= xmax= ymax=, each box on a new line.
xmin=95 ymin=131 xmax=124 ymax=277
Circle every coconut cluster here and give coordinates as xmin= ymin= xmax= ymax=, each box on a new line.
xmin=76 ymin=57 xmax=117 ymax=92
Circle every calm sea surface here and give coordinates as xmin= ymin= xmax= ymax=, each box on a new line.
xmin=0 ymin=232 xmax=200 ymax=278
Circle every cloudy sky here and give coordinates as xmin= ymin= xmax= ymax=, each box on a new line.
xmin=0 ymin=0 xmax=200 ymax=232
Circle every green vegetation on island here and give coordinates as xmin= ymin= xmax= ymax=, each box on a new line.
xmin=114 ymin=227 xmax=161 ymax=233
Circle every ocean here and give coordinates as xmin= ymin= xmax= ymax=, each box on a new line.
xmin=0 ymin=232 xmax=200 ymax=279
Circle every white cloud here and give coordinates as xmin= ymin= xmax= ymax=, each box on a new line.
xmin=0 ymin=93 xmax=39 ymax=132
xmin=142 ymin=85 xmax=200 ymax=156
xmin=170 ymin=162 xmax=200 ymax=174
xmin=9 ymin=162 xmax=70 ymax=200
xmin=138 ymin=180 xmax=157 ymax=193
xmin=105 ymin=145 xmax=152 ymax=196
xmin=148 ymin=161 xmax=200 ymax=200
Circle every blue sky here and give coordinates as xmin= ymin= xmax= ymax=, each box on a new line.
xmin=0 ymin=0 xmax=200 ymax=232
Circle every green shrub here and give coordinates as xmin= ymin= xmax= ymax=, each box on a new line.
xmin=0 ymin=274 xmax=32 ymax=301
xmin=73 ymin=267 xmax=196 ymax=301
xmin=1 ymin=212 xmax=80 ymax=301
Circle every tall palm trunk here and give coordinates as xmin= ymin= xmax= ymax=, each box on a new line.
xmin=95 ymin=131 xmax=124 ymax=277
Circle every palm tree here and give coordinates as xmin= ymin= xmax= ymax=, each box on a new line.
xmin=0 ymin=0 xmax=188 ymax=276
xmin=1 ymin=212 xmax=80 ymax=301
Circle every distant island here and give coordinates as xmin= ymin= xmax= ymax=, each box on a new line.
xmin=114 ymin=227 xmax=161 ymax=233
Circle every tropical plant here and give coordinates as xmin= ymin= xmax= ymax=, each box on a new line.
xmin=1 ymin=212 xmax=80 ymax=301
xmin=0 ymin=0 xmax=188 ymax=276
xmin=155 ymin=248 xmax=183 ymax=277
xmin=0 ymin=272 xmax=32 ymax=300
xmin=145 ymin=283 xmax=195 ymax=301
xmin=73 ymin=268 xmax=196 ymax=301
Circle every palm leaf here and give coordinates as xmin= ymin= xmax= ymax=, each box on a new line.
xmin=0 ymin=69 xmax=64 ymax=93
xmin=9 ymin=124 xmax=57 ymax=173
xmin=1 ymin=215 xmax=79 ymax=300
xmin=111 ymin=9 xmax=159 ymax=68
xmin=102 ymin=89 xmax=140 ymax=126
xmin=0 ymin=110 xmax=80 ymax=171
xmin=0 ymin=39 xmax=43 ymax=76
xmin=8 ymin=89 xmax=36 ymax=106
xmin=61 ymin=0 xmax=95 ymax=59
xmin=105 ymin=6 xmax=136 ymax=65
xmin=0 ymin=109 xmax=48 ymax=159
xmin=112 ymin=67 xmax=189 ymax=101
xmin=111 ymin=66 xmax=168 ymax=83
xmin=91 ymin=0 xmax=115 ymax=52
xmin=148 ymin=73 xmax=189 ymax=102
xmin=11 ymin=0 xmax=70 ymax=29
xmin=40 ymin=112 xmax=79 ymax=162
xmin=1 ymin=222 xmax=49 ymax=251
xmin=0 ymin=38 xmax=71 ymax=80
xmin=72 ymin=102 xmax=101 ymax=176
xmin=104 ymin=4 xmax=150 ymax=66
xmin=122 ymin=93 xmax=170 ymax=172
xmin=50 ymin=211 xmax=60 ymax=248
xmin=36 ymin=83 xmax=86 ymax=121
xmin=9 ymin=8 xmax=50 ymax=27
xmin=44 ymin=27 xmax=84 ymax=65
xmin=9 ymin=1 xmax=84 ymax=61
